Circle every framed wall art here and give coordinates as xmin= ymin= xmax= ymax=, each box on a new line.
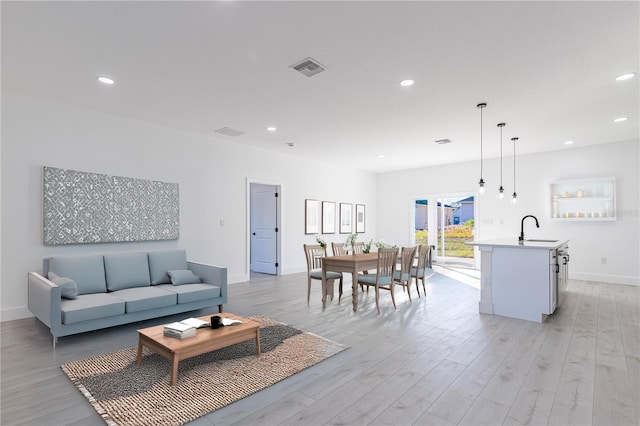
xmin=339 ymin=203 xmax=352 ymax=234
xmin=43 ymin=166 xmax=179 ymax=245
xmin=322 ymin=201 xmax=336 ymax=234
xmin=356 ymin=204 xmax=366 ymax=233
xmin=305 ymin=199 xmax=320 ymax=234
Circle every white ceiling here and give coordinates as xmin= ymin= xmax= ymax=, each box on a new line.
xmin=2 ymin=1 xmax=638 ymax=173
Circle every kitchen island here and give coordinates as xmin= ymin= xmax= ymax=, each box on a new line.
xmin=467 ymin=238 xmax=569 ymax=323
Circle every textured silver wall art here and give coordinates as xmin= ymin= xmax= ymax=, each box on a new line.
xmin=43 ymin=166 xmax=179 ymax=245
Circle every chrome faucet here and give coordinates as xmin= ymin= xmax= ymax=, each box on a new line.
xmin=519 ymin=215 xmax=539 ymax=241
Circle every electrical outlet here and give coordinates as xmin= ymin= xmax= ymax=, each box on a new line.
xmin=219 ymin=219 xmax=224 ymax=227
xmin=600 ymin=257 xmax=607 ymax=264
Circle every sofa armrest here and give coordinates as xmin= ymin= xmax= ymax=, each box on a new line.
xmin=28 ymin=272 xmax=62 ymax=329
xmin=187 ymin=261 xmax=227 ymax=301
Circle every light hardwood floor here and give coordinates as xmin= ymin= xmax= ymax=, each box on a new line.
xmin=1 ymin=270 xmax=639 ymax=426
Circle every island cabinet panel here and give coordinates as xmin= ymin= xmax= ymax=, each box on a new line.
xmin=468 ymin=238 xmax=569 ymax=323
xmin=491 ymin=247 xmax=553 ymax=323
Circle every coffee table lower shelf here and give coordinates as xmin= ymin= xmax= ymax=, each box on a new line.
xmin=136 ymin=313 xmax=260 ymax=385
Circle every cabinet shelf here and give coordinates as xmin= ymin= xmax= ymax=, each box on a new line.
xmin=553 ymin=196 xmax=613 ymax=201
xmin=550 ymin=177 xmax=616 ymax=221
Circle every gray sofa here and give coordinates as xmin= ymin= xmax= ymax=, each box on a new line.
xmin=28 ymin=249 xmax=227 ymax=346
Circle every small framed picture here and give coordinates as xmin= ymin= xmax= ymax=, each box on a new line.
xmin=322 ymin=201 xmax=336 ymax=234
xmin=356 ymin=204 xmax=365 ymax=233
xmin=305 ymin=199 xmax=319 ymax=234
xmin=339 ymin=203 xmax=352 ymax=234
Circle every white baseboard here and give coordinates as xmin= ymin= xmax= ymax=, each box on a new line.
xmin=228 ymin=273 xmax=250 ymax=284
xmin=570 ymin=272 xmax=639 ymax=286
xmin=478 ymin=301 xmax=493 ymax=314
xmin=281 ymin=267 xmax=307 ymax=276
xmin=1 ymin=306 xmax=32 ymax=322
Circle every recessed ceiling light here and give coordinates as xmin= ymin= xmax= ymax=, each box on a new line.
xmin=614 ymin=117 xmax=628 ymax=122
xmin=564 ymin=140 xmax=574 ymax=145
xmin=267 ymin=126 xmax=277 ymax=132
xmin=97 ymin=76 xmax=114 ymax=85
xmin=399 ymin=79 xmax=415 ymax=87
xmin=376 ymin=154 xmax=385 ymax=158
xmin=286 ymin=142 xmax=295 ymax=147
xmin=616 ymin=73 xmax=636 ymax=81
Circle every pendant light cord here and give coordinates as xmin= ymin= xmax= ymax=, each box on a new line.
xmin=512 ymin=137 xmax=519 ymax=195
xmin=496 ymin=122 xmax=506 ymax=198
xmin=477 ymin=103 xmax=487 ymax=186
xmin=498 ymin=123 xmax=505 ymax=187
xmin=480 ymin=108 xmax=483 ymax=178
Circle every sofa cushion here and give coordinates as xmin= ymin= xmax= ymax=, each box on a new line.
xmin=61 ymin=293 xmax=125 ymax=324
xmin=148 ymin=250 xmax=188 ymax=284
xmin=109 ymin=287 xmax=177 ymax=313
xmin=48 ymin=272 xmax=78 ymax=300
xmin=48 ymin=255 xmax=107 ymax=295
xmin=104 ymin=253 xmax=151 ymax=291
xmin=168 ymin=269 xmax=201 ymax=285
xmin=156 ymin=283 xmax=221 ymax=304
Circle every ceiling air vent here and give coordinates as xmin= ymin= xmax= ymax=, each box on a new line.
xmin=290 ymin=57 xmax=327 ymax=77
xmin=434 ymin=138 xmax=452 ymax=145
xmin=214 ymin=127 xmax=246 ymax=137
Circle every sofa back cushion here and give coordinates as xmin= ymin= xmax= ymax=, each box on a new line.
xmin=48 ymin=272 xmax=79 ymax=299
xmin=104 ymin=253 xmax=151 ymax=291
xmin=148 ymin=249 xmax=188 ymax=284
xmin=48 ymin=255 xmax=107 ymax=295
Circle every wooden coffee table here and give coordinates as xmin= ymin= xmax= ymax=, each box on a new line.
xmin=136 ymin=313 xmax=260 ymax=385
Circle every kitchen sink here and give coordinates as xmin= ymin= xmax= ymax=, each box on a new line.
xmin=525 ymin=239 xmax=558 ymax=243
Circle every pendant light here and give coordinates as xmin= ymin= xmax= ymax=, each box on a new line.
xmin=477 ymin=103 xmax=487 ymax=194
xmin=497 ymin=123 xmax=506 ymax=199
xmin=511 ymin=137 xmax=519 ymax=203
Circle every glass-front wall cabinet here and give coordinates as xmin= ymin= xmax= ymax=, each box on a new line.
xmin=550 ymin=177 xmax=616 ymax=221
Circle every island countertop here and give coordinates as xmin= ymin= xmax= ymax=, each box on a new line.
xmin=467 ymin=238 xmax=569 ymax=250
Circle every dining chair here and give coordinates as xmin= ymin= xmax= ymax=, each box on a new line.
xmin=356 ymin=247 xmax=399 ymax=314
xmin=411 ymin=244 xmax=432 ymax=296
xmin=352 ymin=242 xmax=364 ymax=254
xmin=331 ymin=242 xmax=347 ymax=256
xmin=393 ymin=246 xmax=418 ymax=303
xmin=303 ymin=244 xmax=343 ymax=305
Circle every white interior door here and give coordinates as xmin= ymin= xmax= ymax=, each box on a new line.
xmin=250 ymin=183 xmax=278 ymax=274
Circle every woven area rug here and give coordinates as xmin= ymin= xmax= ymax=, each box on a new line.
xmin=61 ymin=316 xmax=348 ymax=426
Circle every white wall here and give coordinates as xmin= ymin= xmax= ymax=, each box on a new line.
xmin=377 ymin=139 xmax=640 ymax=286
xmin=0 ymin=92 xmax=377 ymax=320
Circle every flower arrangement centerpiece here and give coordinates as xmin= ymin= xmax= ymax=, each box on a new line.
xmin=344 ymin=233 xmax=358 ymax=253
xmin=315 ymin=235 xmax=326 ymax=249
xmin=375 ymin=239 xmax=396 ymax=249
xmin=362 ymin=239 xmax=373 ymax=253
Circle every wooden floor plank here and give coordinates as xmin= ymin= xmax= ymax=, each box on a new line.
xmin=370 ymin=359 xmax=468 ymax=425
xmin=505 ymin=384 xmax=556 ymax=425
xmin=592 ymin=364 xmax=637 ymax=425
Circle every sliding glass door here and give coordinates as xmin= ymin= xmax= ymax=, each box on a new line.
xmin=414 ymin=193 xmax=475 ymax=267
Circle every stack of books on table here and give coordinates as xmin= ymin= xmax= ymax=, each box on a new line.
xmin=163 ymin=321 xmax=197 ymax=340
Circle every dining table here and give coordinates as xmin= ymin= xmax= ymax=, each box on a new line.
xmin=321 ymin=252 xmax=379 ymax=312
